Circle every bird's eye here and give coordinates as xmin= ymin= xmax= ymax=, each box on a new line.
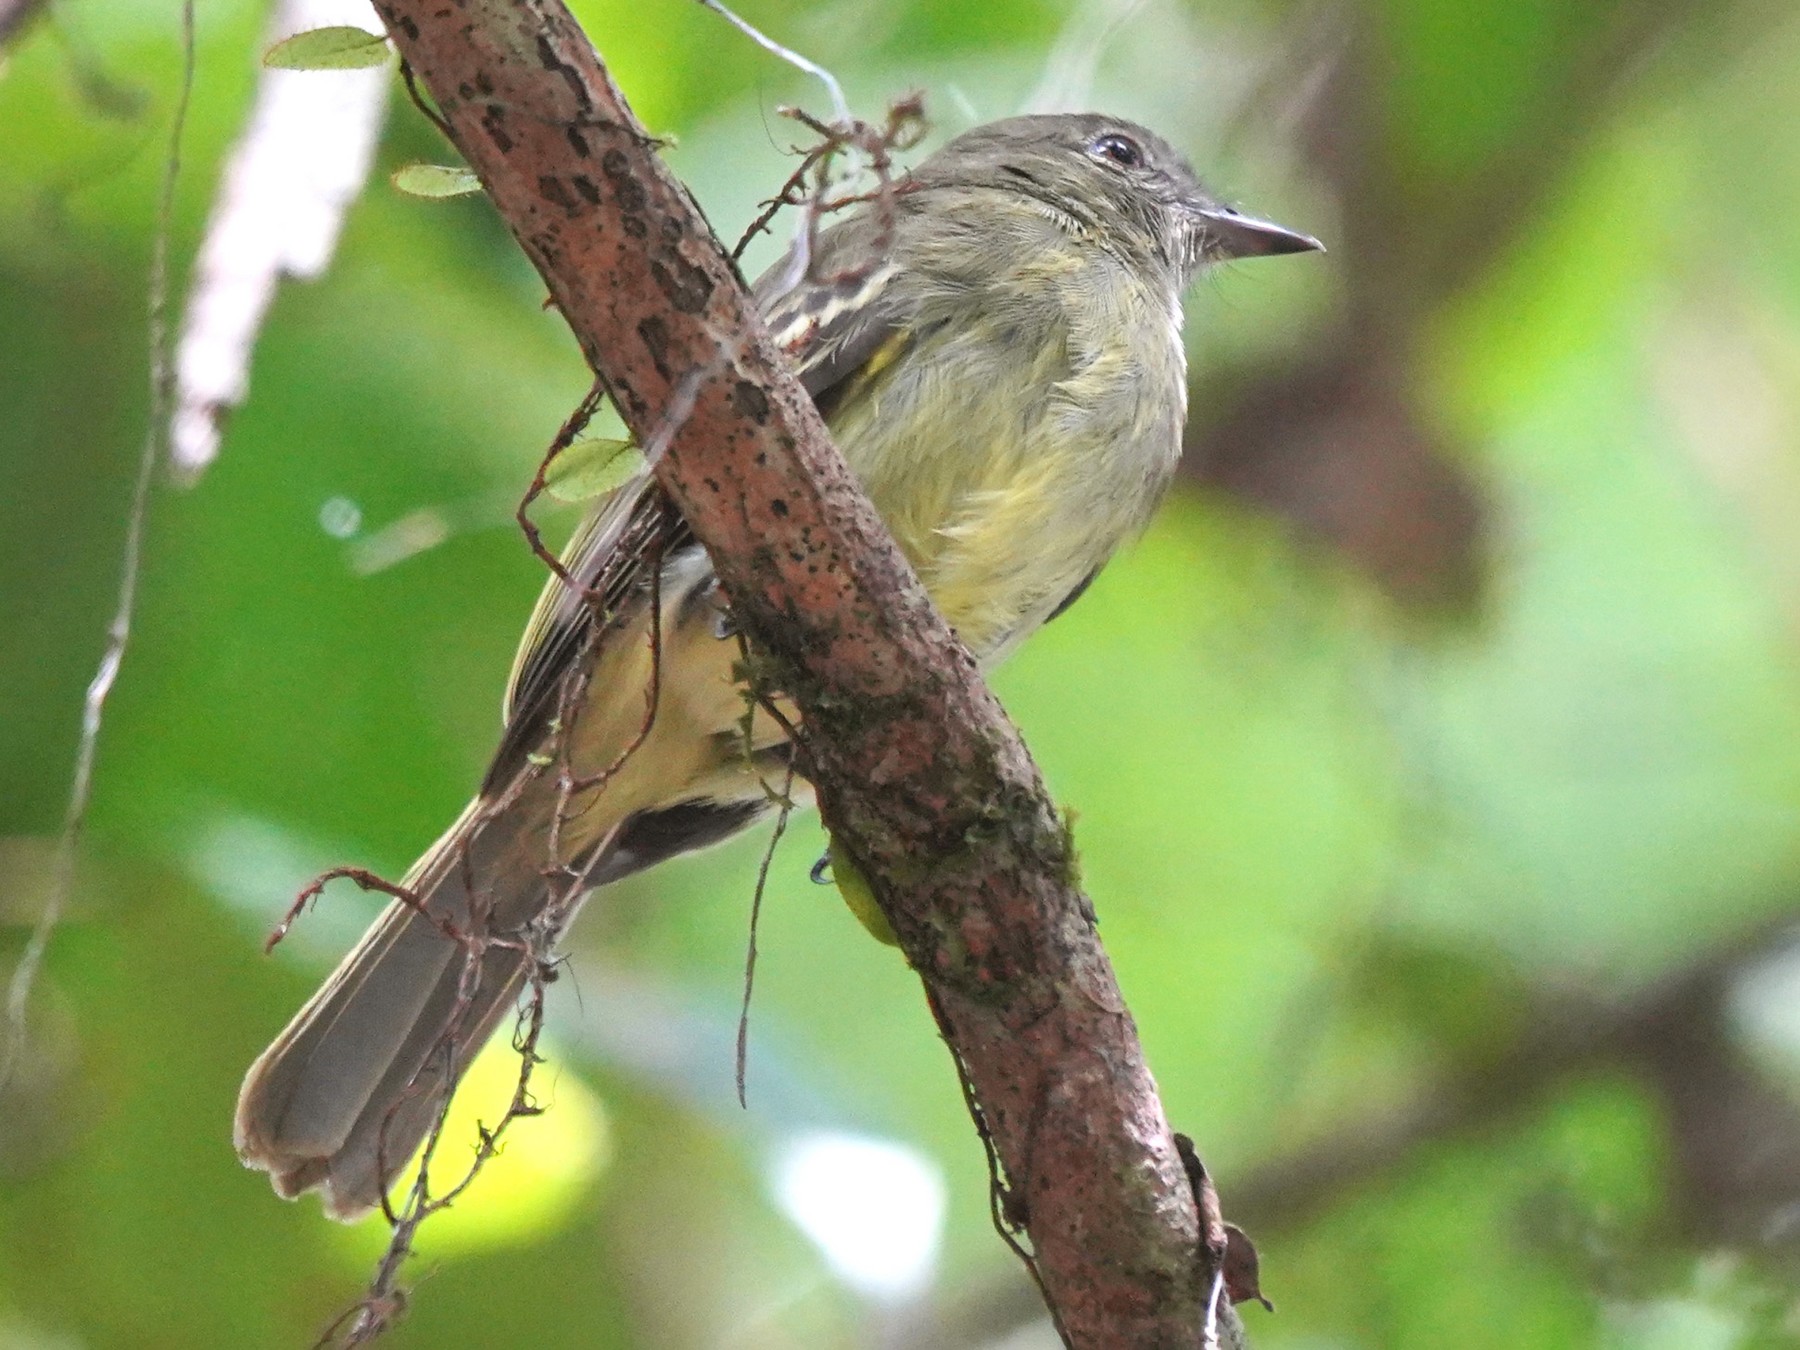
xmin=1091 ymin=134 xmax=1144 ymax=169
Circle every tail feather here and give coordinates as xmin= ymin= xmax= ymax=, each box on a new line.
xmin=234 ymin=798 xmax=565 ymax=1220
xmin=281 ymin=939 xmax=529 ymax=1214
xmin=235 ymin=566 xmax=796 ymax=1220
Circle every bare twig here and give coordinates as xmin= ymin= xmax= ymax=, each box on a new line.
xmin=734 ymin=758 xmax=795 ymax=1107
xmin=735 ymin=96 xmax=924 ymax=303
xmin=397 ymin=57 xmax=451 ymax=140
xmin=0 ymin=0 xmax=196 ymax=1096
xmin=267 ymin=867 xmax=457 ymax=953
xmin=513 ymin=381 xmax=606 ymax=587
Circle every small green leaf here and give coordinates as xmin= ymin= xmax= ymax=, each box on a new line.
xmin=391 ymin=163 xmax=483 ymax=199
xmin=544 ymin=438 xmax=646 ymax=503
xmin=264 ymin=26 xmax=390 ymax=70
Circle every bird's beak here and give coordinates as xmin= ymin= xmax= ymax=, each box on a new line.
xmin=1193 ymin=205 xmax=1324 ymax=260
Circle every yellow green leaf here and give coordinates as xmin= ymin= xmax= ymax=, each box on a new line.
xmin=391 ymin=163 xmax=483 ymax=199
xmin=544 ymin=437 xmax=645 ymax=503
xmin=263 ymin=26 xmax=391 ymax=70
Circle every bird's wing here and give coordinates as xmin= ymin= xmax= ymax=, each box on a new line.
xmin=486 ymin=477 xmax=689 ymax=793
xmin=758 ymin=253 xmax=913 ymax=416
xmin=489 ymin=211 xmax=917 ymax=793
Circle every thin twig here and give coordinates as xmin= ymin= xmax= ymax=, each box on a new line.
xmin=0 ymin=0 xmax=196 ymax=1095
xmin=398 ymin=56 xmax=453 ymax=141
xmin=736 ymin=759 xmax=796 ymax=1107
xmin=563 ymin=537 xmax=663 ymax=797
xmin=514 ymin=380 xmax=606 ymax=591
xmin=738 ymin=97 xmax=925 ymax=295
xmin=267 ymin=866 xmax=463 ymax=953
xmin=732 ymin=146 xmax=828 ymax=261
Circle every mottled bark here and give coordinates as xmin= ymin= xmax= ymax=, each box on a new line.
xmin=368 ymin=1 xmax=1217 ymax=1343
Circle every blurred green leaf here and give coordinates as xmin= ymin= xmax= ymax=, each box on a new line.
xmin=263 ymin=26 xmax=391 ymax=70
xmin=544 ymin=437 xmax=644 ymax=503
xmin=391 ymin=162 xmax=483 ymax=199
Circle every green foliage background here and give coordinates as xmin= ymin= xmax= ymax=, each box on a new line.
xmin=6 ymin=0 xmax=1800 ymax=1345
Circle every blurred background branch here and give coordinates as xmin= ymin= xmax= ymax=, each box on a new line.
xmin=0 ymin=0 xmax=48 ymax=49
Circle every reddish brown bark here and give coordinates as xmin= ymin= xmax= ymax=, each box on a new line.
xmin=368 ymin=1 xmax=1213 ymax=1341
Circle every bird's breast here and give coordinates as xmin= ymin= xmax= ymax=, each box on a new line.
xmin=827 ymin=258 xmax=1185 ymax=660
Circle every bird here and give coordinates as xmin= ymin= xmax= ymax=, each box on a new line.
xmin=234 ymin=111 xmax=1321 ymax=1220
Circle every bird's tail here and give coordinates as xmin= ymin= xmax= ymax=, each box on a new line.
xmin=235 ymin=547 xmax=792 ymax=1221
xmin=233 ymin=783 xmax=605 ymax=1221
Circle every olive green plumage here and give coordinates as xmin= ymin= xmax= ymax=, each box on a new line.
xmin=234 ymin=111 xmax=1319 ymax=1220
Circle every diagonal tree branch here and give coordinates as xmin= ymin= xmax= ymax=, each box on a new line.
xmin=366 ymin=1 xmax=1219 ymax=1342
xmin=0 ymin=0 xmax=48 ymax=48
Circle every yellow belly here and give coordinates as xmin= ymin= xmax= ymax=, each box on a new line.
xmin=824 ymin=310 xmax=1179 ymax=660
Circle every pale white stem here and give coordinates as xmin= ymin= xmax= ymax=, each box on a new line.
xmin=692 ymin=0 xmax=851 ymax=130
xmin=168 ymin=0 xmax=389 ymax=480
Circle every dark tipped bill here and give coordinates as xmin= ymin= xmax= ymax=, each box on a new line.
xmin=1196 ymin=206 xmax=1324 ymax=260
